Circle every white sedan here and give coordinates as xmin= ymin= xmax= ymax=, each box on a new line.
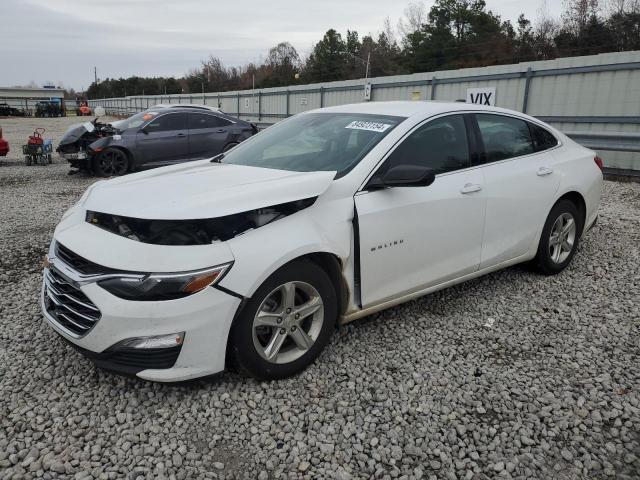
xmin=41 ymin=101 xmax=602 ymax=381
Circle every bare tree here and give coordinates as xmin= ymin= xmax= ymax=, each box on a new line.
xmin=534 ymin=1 xmax=561 ymax=59
xmin=397 ymin=1 xmax=428 ymax=37
xmin=604 ymin=0 xmax=640 ymax=14
xmin=383 ymin=16 xmax=398 ymax=45
xmin=562 ymin=0 xmax=601 ymax=32
xmin=267 ymin=42 xmax=301 ymax=69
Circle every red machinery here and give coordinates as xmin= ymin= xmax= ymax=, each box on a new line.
xmin=77 ymin=100 xmax=91 ymax=116
xmin=22 ymin=127 xmax=52 ymax=165
xmin=0 ymin=127 xmax=9 ymax=157
xmin=28 ymin=127 xmax=45 ymax=146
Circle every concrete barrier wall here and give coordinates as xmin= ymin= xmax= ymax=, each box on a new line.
xmin=89 ymin=51 xmax=640 ymax=171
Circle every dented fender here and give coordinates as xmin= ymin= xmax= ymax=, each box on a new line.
xmin=218 ymin=196 xmax=354 ymax=299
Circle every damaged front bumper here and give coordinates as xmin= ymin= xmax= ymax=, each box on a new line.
xmin=41 ymin=266 xmax=241 ymax=382
xmin=41 ymin=217 xmax=242 ymax=381
xmin=59 ymin=151 xmax=89 ymax=161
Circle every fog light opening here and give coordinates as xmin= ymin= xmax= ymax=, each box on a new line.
xmin=119 ymin=332 xmax=185 ymax=350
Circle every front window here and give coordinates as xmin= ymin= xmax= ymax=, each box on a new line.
xmin=145 ymin=113 xmax=187 ymax=132
xmin=117 ymin=111 xmax=160 ymax=130
xmin=222 ymin=113 xmax=404 ymax=176
xmin=383 ymin=114 xmax=470 ymax=175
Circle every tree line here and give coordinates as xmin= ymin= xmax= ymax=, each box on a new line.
xmin=86 ymin=0 xmax=640 ymax=99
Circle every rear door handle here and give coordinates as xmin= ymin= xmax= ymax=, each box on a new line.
xmin=176 ymin=133 xmax=186 ymax=137
xmin=460 ymin=183 xmax=482 ymax=194
xmin=537 ymin=166 xmax=553 ymax=176
xmin=216 ymin=129 xmax=226 ymax=133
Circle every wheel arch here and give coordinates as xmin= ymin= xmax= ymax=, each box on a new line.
xmin=229 ymin=251 xmax=351 ymax=317
xmin=296 ymin=252 xmax=350 ymax=318
xmin=529 ymin=189 xmax=588 ymax=257
xmin=106 ymin=145 xmax=135 ymax=171
xmin=223 ymin=250 xmax=351 ymax=370
xmin=555 ymin=190 xmax=587 ymax=233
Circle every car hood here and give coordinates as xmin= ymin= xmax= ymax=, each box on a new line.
xmin=82 ymin=160 xmax=336 ymax=220
xmin=58 ymin=122 xmax=94 ymax=146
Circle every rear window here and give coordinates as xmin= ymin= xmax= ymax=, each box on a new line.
xmin=189 ymin=113 xmax=232 ymax=129
xmin=476 ymin=114 xmax=534 ymax=162
xmin=529 ymin=123 xmax=558 ymax=151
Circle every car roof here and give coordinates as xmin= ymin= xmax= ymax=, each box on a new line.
xmin=309 ymin=101 xmax=526 ymax=119
xmin=151 ymin=103 xmax=221 ymax=112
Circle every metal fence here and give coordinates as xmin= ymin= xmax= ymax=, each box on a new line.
xmin=89 ymin=51 xmax=640 ymax=173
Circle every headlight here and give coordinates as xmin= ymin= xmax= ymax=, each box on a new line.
xmin=98 ymin=263 xmax=231 ymax=301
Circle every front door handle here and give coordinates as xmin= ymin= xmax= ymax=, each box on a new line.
xmin=216 ymin=129 xmax=226 ymax=133
xmin=537 ymin=166 xmax=554 ymax=176
xmin=460 ymin=183 xmax=482 ymax=194
xmin=176 ymin=133 xmax=186 ymax=137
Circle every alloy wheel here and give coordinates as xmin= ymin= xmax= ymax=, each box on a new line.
xmin=97 ymin=150 xmax=128 ymax=176
xmin=252 ymin=281 xmax=324 ymax=364
xmin=548 ymin=212 xmax=576 ymax=264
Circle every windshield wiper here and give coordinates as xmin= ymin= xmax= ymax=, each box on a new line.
xmin=210 ymin=153 xmax=225 ymax=163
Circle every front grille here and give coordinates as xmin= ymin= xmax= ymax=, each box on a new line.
xmin=55 ymin=242 xmax=116 ymax=275
xmin=43 ymin=268 xmax=101 ymax=337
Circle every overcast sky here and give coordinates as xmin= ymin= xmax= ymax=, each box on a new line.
xmin=1 ymin=0 xmax=563 ymax=91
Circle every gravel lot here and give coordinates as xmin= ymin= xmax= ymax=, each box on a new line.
xmin=0 ymin=117 xmax=639 ymax=480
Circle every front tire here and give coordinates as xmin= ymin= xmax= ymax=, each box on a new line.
xmin=92 ymin=148 xmax=129 ymax=177
xmin=229 ymin=260 xmax=337 ymax=380
xmin=533 ymin=199 xmax=582 ymax=275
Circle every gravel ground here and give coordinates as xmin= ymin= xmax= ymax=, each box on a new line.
xmin=0 ymin=117 xmax=639 ymax=480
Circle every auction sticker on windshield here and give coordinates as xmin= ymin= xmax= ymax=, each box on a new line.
xmin=345 ymin=121 xmax=392 ymax=133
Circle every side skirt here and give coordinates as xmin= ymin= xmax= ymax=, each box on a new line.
xmin=339 ymin=252 xmax=530 ymax=325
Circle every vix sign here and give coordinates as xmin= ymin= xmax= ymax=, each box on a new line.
xmin=466 ymin=87 xmax=496 ymax=106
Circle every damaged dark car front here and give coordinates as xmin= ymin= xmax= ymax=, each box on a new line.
xmin=56 ymin=106 xmax=257 ymax=177
xmin=56 ymin=119 xmax=119 ymax=171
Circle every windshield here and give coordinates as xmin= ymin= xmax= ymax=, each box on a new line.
xmin=117 ymin=111 xmax=159 ymax=130
xmin=222 ymin=112 xmax=404 ymax=176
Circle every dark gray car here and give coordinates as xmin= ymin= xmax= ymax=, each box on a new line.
xmin=57 ymin=106 xmax=257 ymax=176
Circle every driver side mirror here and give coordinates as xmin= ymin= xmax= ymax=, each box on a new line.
xmin=366 ymin=165 xmax=436 ymax=190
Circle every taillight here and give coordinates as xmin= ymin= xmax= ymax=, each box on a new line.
xmin=594 ymin=156 xmax=604 ymax=171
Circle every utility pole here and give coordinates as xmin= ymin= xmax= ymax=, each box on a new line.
xmin=94 ymin=66 xmax=97 ymax=85
xmin=364 ymin=51 xmax=371 ymax=92
xmin=342 ymin=51 xmax=371 ymax=101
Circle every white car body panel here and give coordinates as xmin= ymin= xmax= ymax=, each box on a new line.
xmin=41 ymin=101 xmax=603 ymax=381
xmin=478 ymin=148 xmax=561 ymax=268
xmin=41 ymin=275 xmax=241 ymax=381
xmin=83 ymin=161 xmax=335 ymax=219
xmin=355 ymin=167 xmax=486 ymax=307
xmin=219 ymin=195 xmax=353 ymax=299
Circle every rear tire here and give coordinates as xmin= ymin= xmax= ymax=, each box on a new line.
xmin=229 ymin=260 xmax=337 ymax=380
xmin=532 ymin=199 xmax=583 ymax=275
xmin=92 ymin=148 xmax=129 ymax=177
